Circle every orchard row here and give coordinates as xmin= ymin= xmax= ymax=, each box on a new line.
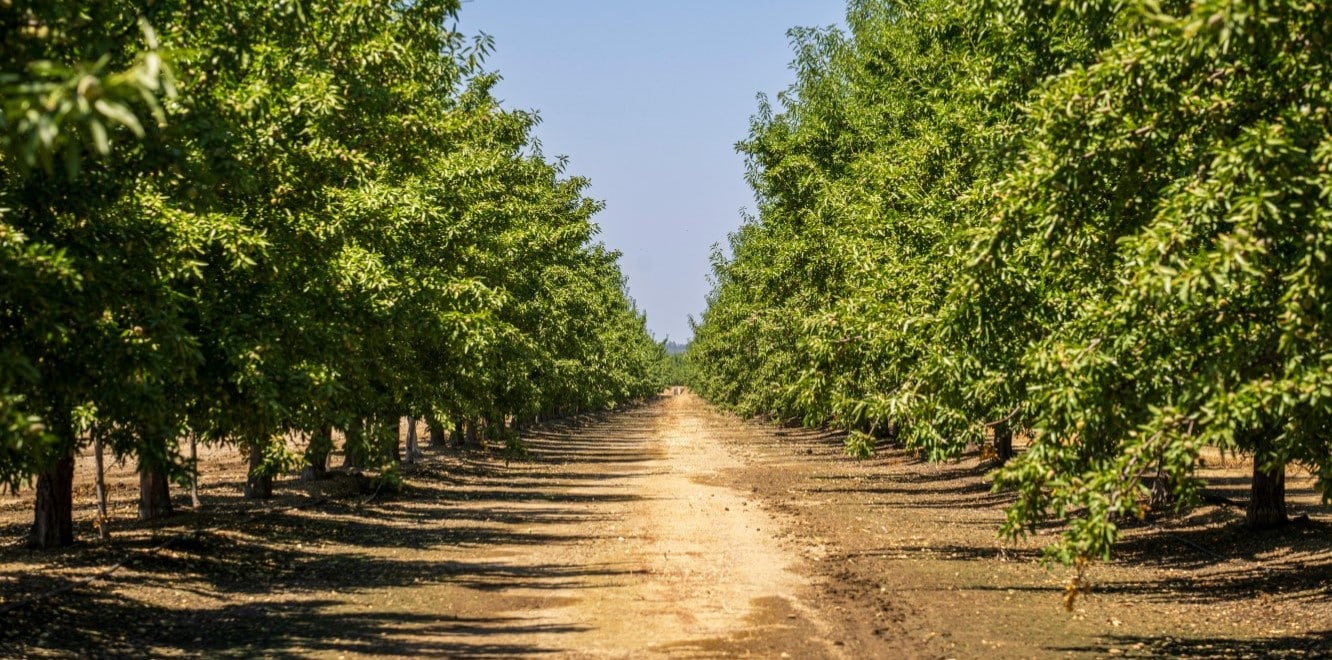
xmin=689 ymin=0 xmax=1332 ymax=563
xmin=1 ymin=1 xmax=670 ymax=548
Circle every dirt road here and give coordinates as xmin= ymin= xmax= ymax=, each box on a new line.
xmin=319 ymin=392 xmax=851 ymax=658
xmin=2 ymin=393 xmax=1329 ymax=658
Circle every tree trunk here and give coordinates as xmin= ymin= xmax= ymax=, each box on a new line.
xmin=94 ymin=434 xmax=111 ymax=540
xmin=465 ymin=418 xmax=478 ymax=448
xmin=452 ymin=419 xmax=465 ymax=449
xmin=31 ymin=453 xmax=75 ymax=549
xmin=870 ymin=421 xmax=899 ymax=444
xmin=1149 ymin=455 xmax=1176 ymax=511
xmin=245 ymin=443 xmax=273 ymax=500
xmin=403 ymin=416 xmax=420 ymax=464
xmin=302 ymin=425 xmax=332 ymax=481
xmin=1247 ymin=459 xmax=1288 ymax=529
xmin=427 ymin=416 xmax=446 ymax=448
xmin=188 ymin=433 xmax=202 ymax=509
xmin=138 ymin=465 xmax=173 ymax=521
xmin=992 ymin=422 xmax=1014 ymax=465
xmin=343 ymin=419 xmax=366 ymax=470
xmin=1145 ymin=458 xmax=1177 ymax=512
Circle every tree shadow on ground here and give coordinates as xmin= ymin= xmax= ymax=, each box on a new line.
xmin=0 ymin=407 xmax=663 ymax=657
xmin=826 ymin=542 xmax=1047 ymax=564
xmin=721 ymin=406 xmax=1332 ymax=657
xmin=1 ymin=591 xmax=580 ymax=658
xmin=1054 ymin=631 xmax=1332 ymax=658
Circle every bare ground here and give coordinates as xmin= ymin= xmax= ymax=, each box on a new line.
xmin=1 ymin=393 xmax=1329 ymax=658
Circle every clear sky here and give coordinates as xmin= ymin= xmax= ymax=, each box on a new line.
xmin=456 ymin=1 xmax=847 ymax=343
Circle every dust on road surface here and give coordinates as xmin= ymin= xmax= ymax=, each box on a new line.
xmin=332 ymin=393 xmax=849 ymax=658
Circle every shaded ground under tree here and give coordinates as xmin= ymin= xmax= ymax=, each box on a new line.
xmin=1 ymin=394 xmax=1329 ymax=658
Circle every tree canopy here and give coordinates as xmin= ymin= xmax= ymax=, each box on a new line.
xmin=1 ymin=0 xmax=669 ymax=547
xmin=690 ymin=0 xmax=1332 ymax=563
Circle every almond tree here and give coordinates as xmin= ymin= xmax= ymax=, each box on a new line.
xmin=0 ymin=1 xmax=258 ymax=545
xmin=990 ymin=0 xmax=1332 ymax=561
xmin=1 ymin=0 xmax=670 ymax=546
xmin=692 ymin=0 xmax=1332 ymax=565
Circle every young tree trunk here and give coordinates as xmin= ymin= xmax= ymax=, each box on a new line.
xmin=403 ymin=416 xmax=420 ymax=464
xmin=452 ymin=419 xmax=465 ymax=449
xmin=1149 ymin=455 xmax=1177 ymax=511
xmin=992 ymin=422 xmax=1014 ymax=465
xmin=138 ymin=465 xmax=173 ymax=521
xmin=93 ymin=434 xmax=111 ymax=540
xmin=302 ymin=425 xmax=332 ymax=481
xmin=188 ymin=432 xmax=202 ymax=509
xmin=244 ymin=443 xmax=273 ymax=500
xmin=1247 ymin=459 xmax=1288 ymax=529
xmin=31 ymin=453 xmax=76 ymax=549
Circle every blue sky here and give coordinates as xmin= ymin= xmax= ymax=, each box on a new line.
xmin=456 ymin=1 xmax=847 ymax=343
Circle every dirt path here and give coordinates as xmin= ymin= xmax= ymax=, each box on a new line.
xmin=317 ymin=393 xmax=845 ymax=658
xmin=2 ymin=393 xmax=1329 ymax=658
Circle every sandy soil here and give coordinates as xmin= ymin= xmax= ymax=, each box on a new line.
xmin=1 ymin=393 xmax=1329 ymax=658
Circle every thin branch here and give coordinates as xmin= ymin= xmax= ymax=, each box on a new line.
xmin=984 ymin=406 xmax=1020 ymax=428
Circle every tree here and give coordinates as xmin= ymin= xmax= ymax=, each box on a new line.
xmin=991 ymin=0 xmax=1332 ymax=560
xmin=0 ymin=1 xmax=236 ymax=545
xmin=691 ymin=0 xmax=1332 ymax=565
xmin=2 ymin=0 xmax=670 ymax=547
